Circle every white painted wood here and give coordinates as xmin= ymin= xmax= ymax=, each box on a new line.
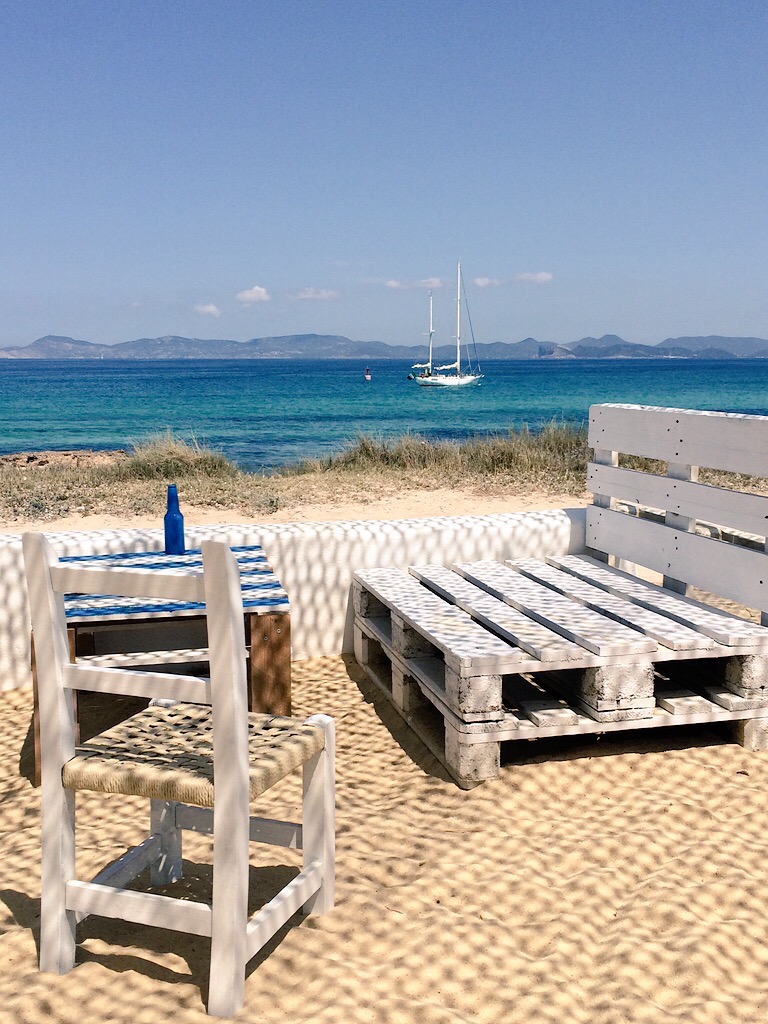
xmin=24 ymin=532 xmax=336 ymax=1016
xmin=702 ymin=684 xmax=768 ymax=711
xmin=453 ymin=560 xmax=657 ymax=657
xmin=587 ymin=463 xmax=768 ymax=539
xmin=89 ymin=835 xmax=163 ymax=896
xmin=504 ymin=702 xmax=768 ymax=739
xmin=510 ymin=558 xmax=713 ymax=652
xmin=301 ymin=714 xmax=335 ymax=914
xmin=358 ymin=593 xmax=765 ymax=676
xmin=591 ymin=447 xmax=618 ymax=510
xmin=174 ymin=805 xmax=303 ymax=848
xmin=150 ymin=801 xmax=183 ymax=886
xmin=79 ymin=647 xmax=211 ymax=668
xmin=514 ymin=692 xmax=581 ymax=727
xmin=65 ymin=881 xmax=212 ymax=935
xmin=23 ymin=533 xmax=78 ymax=974
xmin=409 ymin=564 xmax=587 ymax=663
xmin=50 ymin=563 xmax=205 ymax=603
xmin=656 ymin=689 xmax=722 ymax=715
xmin=355 ymin=568 xmax=525 ymax=673
xmin=662 ymin=462 xmax=699 ymax=593
xmin=63 ymin=663 xmax=212 ymax=703
xmin=589 ymin=404 xmax=768 ymax=476
xmin=550 ymin=553 xmax=768 ymax=645
xmin=355 ymin=618 xmax=511 ymax=734
xmin=586 ymin=506 xmax=768 ymax=616
xmin=245 ymin=865 xmax=323 ymax=958
xmin=203 ymin=541 xmax=251 ymax=1019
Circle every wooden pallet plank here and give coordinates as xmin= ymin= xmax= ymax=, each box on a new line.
xmin=656 ymin=687 xmax=725 ymax=715
xmin=585 ymin=506 xmax=768 ymax=617
xmin=409 ymin=564 xmax=586 ymax=663
xmin=502 ymin=675 xmax=581 ymax=727
xmin=588 ymin=404 xmax=768 ymax=477
xmin=452 ymin=561 xmax=658 ymax=657
xmin=354 ymin=568 xmax=525 ymax=672
xmin=509 ymin=558 xmax=714 ymax=652
xmin=548 ymin=554 xmax=768 ymax=647
xmin=587 ymin=463 xmax=768 ymax=540
xmin=701 ymin=684 xmax=768 ymax=711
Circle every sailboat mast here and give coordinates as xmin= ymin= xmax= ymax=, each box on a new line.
xmin=455 ymin=262 xmax=461 ymax=373
xmin=427 ymin=290 xmax=434 ymax=373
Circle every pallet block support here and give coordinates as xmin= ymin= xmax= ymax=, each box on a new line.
xmin=444 ymin=666 xmax=502 ymax=716
xmin=732 ymin=717 xmax=768 ymax=751
xmin=725 ymin=654 xmax=768 ymax=699
xmin=444 ymin=720 xmax=501 ymax=785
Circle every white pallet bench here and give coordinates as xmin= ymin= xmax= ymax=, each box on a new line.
xmin=353 ymin=404 xmax=768 ymax=788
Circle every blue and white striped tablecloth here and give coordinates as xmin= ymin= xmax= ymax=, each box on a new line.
xmin=60 ymin=546 xmax=289 ymax=623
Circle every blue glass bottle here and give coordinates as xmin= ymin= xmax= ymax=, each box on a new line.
xmin=164 ymin=484 xmax=185 ymax=555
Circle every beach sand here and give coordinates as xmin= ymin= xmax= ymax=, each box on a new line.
xmin=0 ymin=485 xmax=588 ymax=533
xmin=3 ymin=490 xmax=768 ymax=1023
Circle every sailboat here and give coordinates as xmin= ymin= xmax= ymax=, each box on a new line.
xmin=409 ymin=263 xmax=483 ymax=387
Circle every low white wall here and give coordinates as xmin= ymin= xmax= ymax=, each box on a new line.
xmin=0 ymin=506 xmax=586 ymax=692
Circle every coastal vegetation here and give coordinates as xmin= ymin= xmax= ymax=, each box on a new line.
xmin=0 ymin=426 xmax=589 ymax=522
xmin=0 ymin=426 xmax=763 ymax=523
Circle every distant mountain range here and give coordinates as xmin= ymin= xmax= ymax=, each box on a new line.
xmin=2 ymin=333 xmax=768 ymax=361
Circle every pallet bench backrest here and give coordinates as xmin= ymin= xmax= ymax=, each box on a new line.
xmin=586 ymin=403 xmax=768 ymax=621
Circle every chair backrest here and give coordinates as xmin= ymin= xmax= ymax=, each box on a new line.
xmin=23 ymin=533 xmax=250 ymax=791
xmin=586 ymin=403 xmax=768 ymax=616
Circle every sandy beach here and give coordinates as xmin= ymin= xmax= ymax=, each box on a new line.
xmin=3 ymin=490 xmax=768 ymax=1023
xmin=0 ymin=485 xmax=588 ymax=534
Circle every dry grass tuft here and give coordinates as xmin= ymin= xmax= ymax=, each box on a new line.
xmin=1 ymin=425 xmax=764 ymax=525
xmin=117 ymin=432 xmax=237 ymax=481
xmin=292 ymin=422 xmax=591 ymax=494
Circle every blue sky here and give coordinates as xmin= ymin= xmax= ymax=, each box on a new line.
xmin=2 ymin=0 xmax=767 ymax=348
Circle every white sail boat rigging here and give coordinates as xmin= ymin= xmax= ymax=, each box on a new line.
xmin=409 ymin=263 xmax=483 ymax=387
xmin=410 ymin=290 xmax=435 ymax=379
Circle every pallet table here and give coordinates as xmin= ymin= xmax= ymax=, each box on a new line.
xmin=354 ymin=404 xmax=768 ymax=788
xmin=354 ymin=559 xmax=768 ymax=788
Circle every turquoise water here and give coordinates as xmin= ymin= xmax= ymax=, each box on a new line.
xmin=1 ymin=358 xmax=766 ymax=470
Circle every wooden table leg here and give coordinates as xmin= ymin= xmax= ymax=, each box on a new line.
xmin=247 ymin=612 xmax=291 ymax=716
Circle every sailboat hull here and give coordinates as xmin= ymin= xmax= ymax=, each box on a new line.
xmin=416 ymin=373 xmax=483 ymax=387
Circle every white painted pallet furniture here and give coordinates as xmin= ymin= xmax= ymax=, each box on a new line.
xmin=24 ymin=533 xmax=335 ymax=1018
xmin=353 ymin=404 xmax=768 ymax=788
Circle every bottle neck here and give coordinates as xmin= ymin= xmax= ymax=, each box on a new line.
xmin=167 ymin=486 xmax=180 ymax=512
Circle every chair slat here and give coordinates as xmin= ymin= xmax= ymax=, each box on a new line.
xmin=244 ymin=864 xmax=322 ymax=958
xmin=63 ymin=663 xmax=213 ymax=703
xmin=66 ymin=881 xmax=212 ymax=935
xmin=51 ymin=563 xmax=205 ymax=603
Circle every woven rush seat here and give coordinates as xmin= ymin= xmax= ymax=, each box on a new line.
xmin=62 ymin=704 xmax=327 ymax=806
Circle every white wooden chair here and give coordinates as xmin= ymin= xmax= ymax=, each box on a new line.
xmin=24 ymin=533 xmax=335 ymax=1018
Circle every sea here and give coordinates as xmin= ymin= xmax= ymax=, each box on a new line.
xmin=1 ymin=357 xmax=767 ymax=472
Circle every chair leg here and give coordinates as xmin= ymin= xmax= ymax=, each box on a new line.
xmin=149 ymin=800 xmax=183 ymax=885
xmin=301 ymin=714 xmax=336 ymax=915
xmin=39 ymin=786 xmax=77 ymax=974
xmin=207 ymin=802 xmax=250 ymax=1017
